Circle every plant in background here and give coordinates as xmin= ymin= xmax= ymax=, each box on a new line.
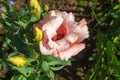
xmin=85 ymin=0 xmax=120 ymax=80
xmin=0 ymin=0 xmax=89 ymax=80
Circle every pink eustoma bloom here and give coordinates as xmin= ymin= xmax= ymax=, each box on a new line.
xmin=36 ymin=10 xmax=89 ymax=61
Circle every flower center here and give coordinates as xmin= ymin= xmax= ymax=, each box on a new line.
xmin=52 ymin=22 xmax=67 ymax=41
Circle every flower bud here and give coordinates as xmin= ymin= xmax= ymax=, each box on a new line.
xmin=7 ymin=55 xmax=27 ymax=67
xmin=44 ymin=5 xmax=49 ymax=12
xmin=33 ymin=26 xmax=42 ymax=43
xmin=30 ymin=52 xmax=39 ymax=59
xmin=29 ymin=0 xmax=41 ymax=18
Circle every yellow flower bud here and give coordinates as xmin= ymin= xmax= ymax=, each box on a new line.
xmin=30 ymin=52 xmax=39 ymax=59
xmin=7 ymin=55 xmax=27 ymax=67
xmin=29 ymin=0 xmax=41 ymax=18
xmin=33 ymin=26 xmax=42 ymax=43
xmin=44 ymin=5 xmax=49 ymax=12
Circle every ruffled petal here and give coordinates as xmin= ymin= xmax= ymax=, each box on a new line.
xmin=72 ymin=19 xmax=89 ymax=42
xmin=64 ymin=33 xmax=79 ymax=43
xmin=40 ymin=41 xmax=58 ymax=55
xmin=42 ymin=16 xmax=63 ymax=38
xmin=38 ymin=10 xmax=89 ymax=60
xmin=59 ymin=43 xmax=85 ymax=60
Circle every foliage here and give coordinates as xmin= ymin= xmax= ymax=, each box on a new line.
xmin=0 ymin=0 xmax=71 ymax=80
xmin=84 ymin=0 xmax=120 ymax=80
xmin=1 ymin=0 xmax=120 ymax=80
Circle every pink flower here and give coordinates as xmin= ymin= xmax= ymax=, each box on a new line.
xmin=36 ymin=10 xmax=89 ymax=60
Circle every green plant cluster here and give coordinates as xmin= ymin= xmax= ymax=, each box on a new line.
xmin=83 ymin=0 xmax=120 ymax=80
xmin=0 ymin=1 xmax=71 ymax=80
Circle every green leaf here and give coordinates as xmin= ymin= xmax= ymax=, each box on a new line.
xmin=1 ymin=13 xmax=7 ymax=19
xmin=14 ymin=20 xmax=27 ymax=28
xmin=2 ymin=20 xmax=18 ymax=32
xmin=1 ymin=60 xmax=8 ymax=72
xmin=43 ymin=55 xmax=71 ymax=65
xmin=11 ymin=75 xmax=19 ymax=80
xmin=6 ymin=34 xmax=28 ymax=54
xmin=43 ymin=55 xmax=71 ymax=71
xmin=29 ymin=15 xmax=38 ymax=22
xmin=11 ymin=74 xmax=27 ymax=80
xmin=18 ymin=75 xmax=27 ymax=80
xmin=47 ymin=70 xmax=54 ymax=80
xmin=41 ymin=61 xmax=55 ymax=80
xmin=50 ymin=65 xmax=64 ymax=71
xmin=41 ymin=61 xmax=50 ymax=71
xmin=12 ymin=66 xmax=27 ymax=76
xmin=48 ymin=59 xmax=71 ymax=66
xmin=38 ymin=74 xmax=49 ymax=80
